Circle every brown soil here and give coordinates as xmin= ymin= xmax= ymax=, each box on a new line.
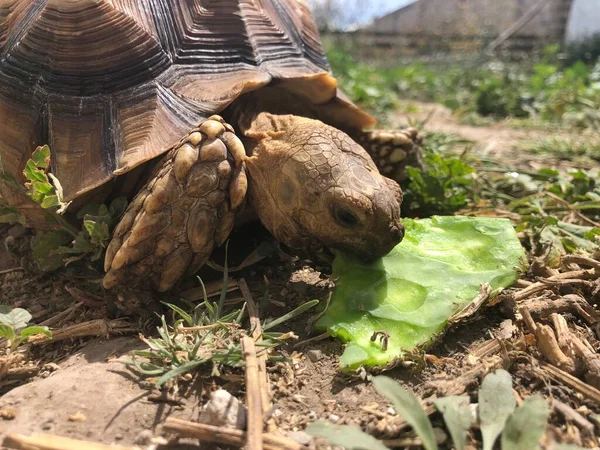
xmin=0 ymin=105 xmax=598 ymax=449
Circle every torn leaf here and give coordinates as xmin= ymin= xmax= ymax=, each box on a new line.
xmin=316 ymin=216 xmax=526 ymax=370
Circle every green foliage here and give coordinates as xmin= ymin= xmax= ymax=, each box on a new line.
xmin=434 ymin=396 xmax=472 ymax=450
xmin=520 ymin=138 xmax=600 ymax=162
xmin=0 ymin=200 xmax=25 ymax=226
xmin=125 ymin=274 xmax=318 ymax=386
xmin=0 ymin=306 xmax=51 ymax=352
xmin=9 ymin=145 xmax=129 ymax=271
xmin=404 ymin=150 xmax=475 ymax=215
xmin=306 ymin=421 xmax=389 ymax=450
xmin=564 ymin=33 xmax=600 ymax=66
xmin=327 ymin=44 xmax=600 ymax=128
xmin=23 ymin=145 xmax=70 ymax=213
xmin=31 ymin=197 xmax=127 ymax=271
xmin=479 ymin=370 xmax=517 ymax=450
xmin=501 ymin=395 xmax=549 ymax=450
xmin=482 ymin=168 xmax=600 ymax=264
xmin=308 ymin=370 xmax=550 ymax=450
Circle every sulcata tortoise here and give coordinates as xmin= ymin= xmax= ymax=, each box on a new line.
xmin=0 ymin=0 xmax=422 ymax=292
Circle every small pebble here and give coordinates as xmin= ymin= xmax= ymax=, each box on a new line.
xmin=328 ymin=414 xmax=340 ymax=423
xmin=386 ymin=407 xmax=396 ymax=416
xmin=308 ymin=411 xmax=317 ymax=421
xmin=134 ymin=430 xmax=154 ymax=445
xmin=68 ymin=411 xmax=86 ymax=422
xmin=0 ymin=407 xmax=16 ymax=420
xmin=199 ymin=389 xmax=246 ymax=429
xmin=306 ymin=349 xmax=323 ymax=362
xmin=289 ymin=431 xmax=312 ymax=446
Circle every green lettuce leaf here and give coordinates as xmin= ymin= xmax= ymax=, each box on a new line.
xmin=316 ymin=216 xmax=526 ymax=370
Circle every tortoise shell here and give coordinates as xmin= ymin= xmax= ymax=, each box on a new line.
xmin=0 ymin=0 xmax=373 ymax=204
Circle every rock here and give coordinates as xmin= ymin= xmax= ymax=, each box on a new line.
xmin=308 ymin=411 xmax=317 ymax=421
xmin=386 ymin=407 xmax=396 ymax=416
xmin=199 ymin=389 xmax=247 ymax=429
xmin=306 ymin=349 xmax=323 ymax=362
xmin=328 ymin=414 xmax=340 ymax=423
xmin=134 ymin=429 xmax=154 ymax=445
xmin=289 ymin=431 xmax=312 ymax=445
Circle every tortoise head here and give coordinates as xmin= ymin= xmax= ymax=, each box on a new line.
xmin=244 ymin=113 xmax=404 ymax=262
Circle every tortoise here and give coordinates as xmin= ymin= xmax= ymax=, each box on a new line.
xmin=0 ymin=0 xmax=422 ymax=292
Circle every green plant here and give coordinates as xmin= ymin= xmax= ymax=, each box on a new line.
xmin=403 ymin=150 xmax=475 ymax=216
xmin=478 ymin=166 xmax=600 ymax=264
xmin=0 ymin=200 xmax=25 ymax=226
xmin=520 ymin=138 xmax=600 ymax=162
xmin=307 ymin=369 xmax=576 ymax=450
xmin=125 ymin=268 xmax=319 ymax=386
xmin=0 ymin=307 xmax=51 ymax=352
xmin=1 ymin=145 xmax=128 ymax=271
xmin=326 ymin=43 xmax=600 ymax=128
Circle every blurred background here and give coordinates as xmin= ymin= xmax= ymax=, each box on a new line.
xmin=306 ymin=0 xmax=600 ymax=130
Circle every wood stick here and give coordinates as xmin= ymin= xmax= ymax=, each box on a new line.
xmin=517 ymin=295 xmax=599 ymax=324
xmin=239 ymin=278 xmax=271 ymax=414
xmin=562 ymin=255 xmax=600 ymax=271
xmin=538 ymin=362 xmax=600 ymax=405
xmin=163 ymin=418 xmax=307 ymax=450
xmin=551 ymin=399 xmax=595 ymax=434
xmin=508 ymin=269 xmax=598 ymax=302
xmin=572 ymin=337 xmax=600 ymax=389
xmin=3 ymin=433 xmax=139 ymax=450
xmin=242 ymin=335 xmax=263 ymax=450
xmin=536 ymin=324 xmax=575 ymax=373
xmin=549 ymin=313 xmax=573 ymax=357
xmin=28 ymin=319 xmax=136 ymax=344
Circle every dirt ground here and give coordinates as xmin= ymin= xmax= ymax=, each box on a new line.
xmin=0 ymin=104 xmax=598 ymax=449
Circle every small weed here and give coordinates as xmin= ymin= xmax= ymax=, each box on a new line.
xmin=0 ymin=145 xmax=127 ymax=271
xmin=0 ymin=307 xmax=51 ymax=352
xmin=125 ymin=271 xmax=318 ymax=387
xmin=402 ymin=132 xmax=475 ymax=216
xmin=307 ymin=369 xmax=578 ymax=450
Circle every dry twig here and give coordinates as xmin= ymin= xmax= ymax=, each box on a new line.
xmin=571 ymin=337 xmax=600 ymax=389
xmin=538 ymin=362 xmax=600 ymax=405
xmin=239 ymin=278 xmax=271 ymax=414
xmin=242 ymin=335 xmax=264 ymax=450
xmin=3 ymin=433 xmax=139 ymax=450
xmin=163 ymin=418 xmax=306 ymax=450
xmin=28 ymin=319 xmax=136 ymax=344
xmin=551 ymin=399 xmax=595 ymax=434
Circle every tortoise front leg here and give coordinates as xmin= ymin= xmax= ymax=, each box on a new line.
xmin=103 ymin=116 xmax=248 ymax=292
xmin=354 ymin=127 xmax=424 ymax=182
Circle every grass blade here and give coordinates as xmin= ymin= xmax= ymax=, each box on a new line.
xmin=262 ymin=299 xmax=319 ymax=331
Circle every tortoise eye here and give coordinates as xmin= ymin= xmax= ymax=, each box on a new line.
xmin=332 ymin=204 xmax=361 ymax=228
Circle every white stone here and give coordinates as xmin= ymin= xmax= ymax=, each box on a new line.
xmin=198 ymin=389 xmax=247 ymax=429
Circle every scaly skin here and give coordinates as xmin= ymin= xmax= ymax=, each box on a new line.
xmin=353 ymin=128 xmax=424 ymax=182
xmin=103 ymin=116 xmax=247 ymax=292
xmin=103 ymin=114 xmax=404 ymax=291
